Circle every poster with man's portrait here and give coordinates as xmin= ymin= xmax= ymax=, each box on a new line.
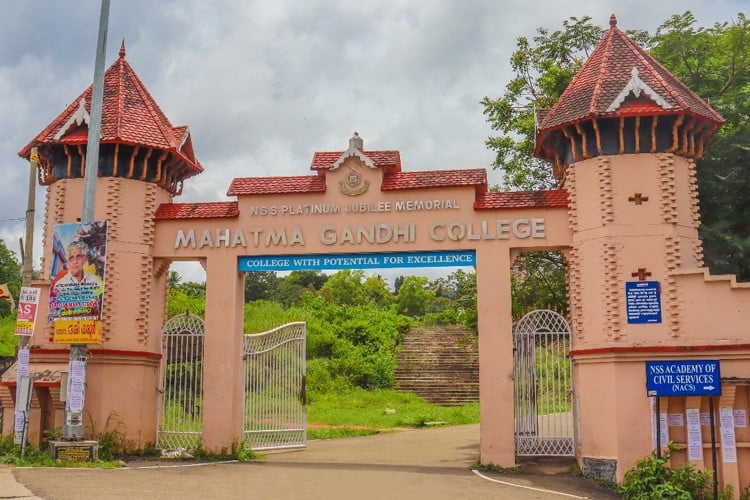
xmin=49 ymin=221 xmax=108 ymax=321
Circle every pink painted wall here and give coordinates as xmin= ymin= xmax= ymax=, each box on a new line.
xmin=567 ymin=152 xmax=750 ymax=492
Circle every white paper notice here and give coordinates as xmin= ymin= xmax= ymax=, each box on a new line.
xmin=660 ymin=413 xmax=669 ymax=447
xmin=668 ymin=413 xmax=684 ymax=427
xmin=13 ymin=411 xmax=25 ymax=445
xmin=14 ymin=410 xmax=24 ymax=433
xmin=733 ymin=409 xmax=747 ymax=428
xmin=13 ymin=347 xmax=31 ymax=439
xmin=66 ymin=359 xmax=86 ymax=413
xmin=700 ymin=412 xmax=711 ymax=426
xmin=686 ymin=409 xmax=703 ymax=461
xmin=720 ymin=407 xmax=737 ymax=463
xmin=16 ymin=347 xmax=29 ymax=377
xmin=70 ymin=359 xmax=86 ymax=379
xmin=652 ymin=413 xmax=670 ymax=448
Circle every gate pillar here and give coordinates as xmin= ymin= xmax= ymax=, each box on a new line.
xmin=202 ymin=256 xmax=246 ymax=453
xmin=476 ymin=246 xmax=515 ymax=467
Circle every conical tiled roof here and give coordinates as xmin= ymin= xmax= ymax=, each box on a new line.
xmin=536 ymin=15 xmax=723 ymax=136
xmin=19 ymin=41 xmax=202 ymax=176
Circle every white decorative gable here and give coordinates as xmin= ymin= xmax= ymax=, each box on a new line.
xmin=330 ymin=148 xmax=376 ymax=170
xmin=606 ymin=67 xmax=673 ymax=112
xmin=53 ymin=98 xmax=91 ymax=140
xmin=330 ymin=132 xmax=376 ymax=170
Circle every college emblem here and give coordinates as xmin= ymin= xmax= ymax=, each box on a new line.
xmin=339 ymin=164 xmax=369 ymax=196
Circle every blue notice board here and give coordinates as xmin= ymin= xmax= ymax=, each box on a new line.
xmin=646 ymin=360 xmax=721 ymax=397
xmin=626 ymin=281 xmax=662 ymax=324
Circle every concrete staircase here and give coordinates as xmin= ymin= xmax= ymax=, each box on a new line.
xmin=395 ymin=325 xmax=479 ymax=406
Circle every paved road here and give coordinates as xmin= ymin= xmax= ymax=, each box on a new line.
xmin=5 ymin=425 xmax=620 ymax=499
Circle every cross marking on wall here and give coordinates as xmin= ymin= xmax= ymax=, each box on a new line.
xmin=631 ymin=268 xmax=652 ymax=280
xmin=628 ymin=193 xmax=649 ymax=205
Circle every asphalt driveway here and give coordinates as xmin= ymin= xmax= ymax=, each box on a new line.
xmin=6 ymin=424 xmax=620 ymax=499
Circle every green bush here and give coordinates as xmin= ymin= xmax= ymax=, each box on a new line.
xmin=0 ymin=315 xmax=18 ymax=356
xmin=300 ymin=296 xmax=411 ymax=390
xmin=243 ymin=299 xmax=304 ymax=333
xmin=619 ymin=443 xmax=712 ymax=499
xmin=167 ymin=289 xmax=205 ymax=318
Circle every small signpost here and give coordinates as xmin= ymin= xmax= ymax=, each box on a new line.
xmin=646 ymin=360 xmax=721 ymax=499
xmin=646 ymin=360 xmax=721 ymax=398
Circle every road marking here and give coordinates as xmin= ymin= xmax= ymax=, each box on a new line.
xmin=471 ymin=469 xmax=589 ymax=499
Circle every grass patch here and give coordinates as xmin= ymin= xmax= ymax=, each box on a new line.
xmin=0 ymin=437 xmax=124 ymax=468
xmin=307 ymin=427 xmax=384 ymax=440
xmin=307 ymin=388 xmax=479 ymax=439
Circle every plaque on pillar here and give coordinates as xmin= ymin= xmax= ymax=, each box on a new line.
xmin=625 ymin=281 xmax=662 ymax=324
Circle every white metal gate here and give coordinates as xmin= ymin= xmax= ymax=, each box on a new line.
xmin=513 ymin=309 xmax=573 ymax=456
xmin=243 ymin=322 xmax=306 ymax=451
xmin=157 ymin=312 xmax=204 ymax=451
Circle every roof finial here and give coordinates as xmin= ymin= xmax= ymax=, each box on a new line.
xmin=609 ymin=14 xmax=617 ymax=28
xmin=119 ymin=39 xmax=126 ymax=59
xmin=349 ymin=131 xmax=363 ymax=150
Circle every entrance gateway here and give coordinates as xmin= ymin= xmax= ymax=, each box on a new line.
xmin=151 ymin=139 xmax=570 ymax=466
xmin=7 ymin=18 xmax=750 ymax=492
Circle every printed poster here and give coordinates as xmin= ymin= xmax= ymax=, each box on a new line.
xmin=49 ymin=221 xmax=107 ymax=322
xmin=720 ymin=407 xmax=737 ymax=463
xmin=66 ymin=359 xmax=87 ymax=413
xmin=15 ymin=287 xmax=40 ymax=336
xmin=686 ymin=409 xmax=703 ymax=461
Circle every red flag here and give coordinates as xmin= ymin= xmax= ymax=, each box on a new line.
xmin=0 ymin=283 xmax=15 ymax=310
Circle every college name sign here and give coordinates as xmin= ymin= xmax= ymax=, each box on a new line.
xmin=239 ymin=250 xmax=476 ymax=272
xmin=646 ymin=360 xmax=721 ymax=397
xmin=174 ymin=218 xmax=547 ymax=249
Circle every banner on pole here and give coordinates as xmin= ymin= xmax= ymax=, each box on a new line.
xmin=54 ymin=319 xmax=101 ymax=344
xmin=15 ymin=287 xmax=40 ymax=336
xmin=49 ymin=221 xmax=107 ymax=323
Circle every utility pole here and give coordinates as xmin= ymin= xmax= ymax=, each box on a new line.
xmin=22 ymin=149 xmax=37 ymax=288
xmin=63 ymin=0 xmax=110 ymax=441
xmin=13 ymin=148 xmax=38 ymax=452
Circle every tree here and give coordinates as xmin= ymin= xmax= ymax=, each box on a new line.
xmin=427 ymin=270 xmax=478 ymax=332
xmin=482 ymin=12 xmax=750 ymax=280
xmin=0 ymin=239 xmax=22 ymax=317
xmin=173 ymin=281 xmax=205 ymax=298
xmin=394 ymin=275 xmax=434 ymax=318
xmin=269 ymin=270 xmax=328 ymax=307
xmin=511 ymin=252 xmax=567 ymax=318
xmin=648 ymin=12 xmax=750 ymax=280
xmin=244 ymin=271 xmax=281 ymax=301
xmin=481 ymin=16 xmax=606 ymax=190
xmin=362 ymin=274 xmax=393 ymax=307
xmin=319 ymin=269 xmax=369 ymax=306
xmin=168 ymin=270 xmax=181 ymax=289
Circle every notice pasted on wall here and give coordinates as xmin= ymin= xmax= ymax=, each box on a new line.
xmin=626 ymin=281 xmax=662 ymax=324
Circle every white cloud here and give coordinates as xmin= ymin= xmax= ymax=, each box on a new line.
xmin=0 ymin=0 xmax=743 ymax=281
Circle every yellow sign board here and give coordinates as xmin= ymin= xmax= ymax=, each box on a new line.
xmin=54 ymin=320 xmax=101 ymax=344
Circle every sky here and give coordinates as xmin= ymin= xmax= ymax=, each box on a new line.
xmin=0 ymin=0 xmax=746 ymax=284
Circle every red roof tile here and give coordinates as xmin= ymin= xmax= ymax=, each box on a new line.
xmin=19 ymin=41 xmax=202 ymax=176
xmin=227 ymin=175 xmax=326 ymax=196
xmin=474 ymin=190 xmax=568 ymax=210
xmin=311 ymin=150 xmax=401 ymax=170
xmin=381 ymin=169 xmax=487 ymax=191
xmin=537 ymin=16 xmax=724 ymax=134
xmin=154 ymin=201 xmax=239 ymax=220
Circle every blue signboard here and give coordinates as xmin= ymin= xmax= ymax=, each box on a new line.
xmin=626 ymin=281 xmax=662 ymax=324
xmin=646 ymin=360 xmax=721 ymax=397
xmin=238 ymin=250 xmax=476 ymax=272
